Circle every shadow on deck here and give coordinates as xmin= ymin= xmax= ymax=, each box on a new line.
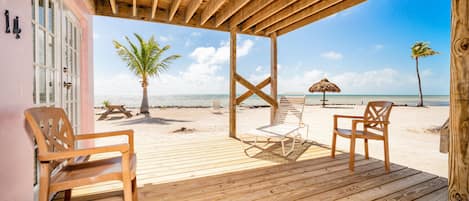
xmin=58 ymin=136 xmax=448 ymax=201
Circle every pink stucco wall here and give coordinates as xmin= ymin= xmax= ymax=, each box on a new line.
xmin=0 ymin=0 xmax=93 ymax=200
xmin=0 ymin=1 xmax=35 ymax=200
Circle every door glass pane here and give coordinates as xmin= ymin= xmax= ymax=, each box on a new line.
xmin=32 ymin=24 xmax=36 ymax=63
xmin=48 ymin=0 xmax=54 ymax=32
xmin=33 ymin=68 xmax=36 ymax=103
xmin=38 ymin=29 xmax=45 ymax=65
xmin=39 ymin=68 xmax=46 ymax=103
xmin=47 ymin=34 xmax=54 ymax=66
xmin=49 ymin=71 xmax=54 ymax=103
xmin=38 ymin=0 xmax=45 ymax=26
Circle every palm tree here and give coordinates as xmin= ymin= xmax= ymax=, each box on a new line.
xmin=411 ymin=42 xmax=439 ymax=107
xmin=113 ymin=33 xmax=181 ymax=114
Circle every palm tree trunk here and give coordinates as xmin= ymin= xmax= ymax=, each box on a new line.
xmin=141 ymin=82 xmax=150 ymax=114
xmin=415 ymin=57 xmax=424 ymax=107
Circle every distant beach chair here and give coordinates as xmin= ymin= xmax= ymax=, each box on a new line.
xmin=331 ymin=101 xmax=393 ymax=172
xmin=211 ymin=100 xmax=222 ymax=114
xmin=241 ymin=96 xmax=309 ymax=156
xmin=98 ymin=105 xmax=133 ymax=120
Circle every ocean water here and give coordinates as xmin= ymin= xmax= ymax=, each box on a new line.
xmin=94 ymin=94 xmax=449 ymax=107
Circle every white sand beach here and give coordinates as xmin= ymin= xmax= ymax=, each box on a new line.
xmin=94 ymin=105 xmax=449 ymax=177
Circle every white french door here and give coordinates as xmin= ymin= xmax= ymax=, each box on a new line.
xmin=62 ymin=9 xmax=81 ymax=133
xmin=32 ymin=0 xmax=82 ymax=193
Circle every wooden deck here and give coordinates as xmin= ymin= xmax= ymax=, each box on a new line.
xmin=59 ymin=135 xmax=448 ymax=201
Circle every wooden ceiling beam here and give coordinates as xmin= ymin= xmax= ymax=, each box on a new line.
xmin=277 ymin=0 xmax=366 ymax=36
xmin=254 ymin=0 xmax=321 ymax=33
xmin=229 ymin=0 xmax=275 ymax=29
xmin=151 ymin=0 xmax=158 ymax=19
xmin=264 ymin=0 xmax=344 ymax=35
xmin=110 ymin=0 xmax=117 ymax=14
xmin=133 ymin=0 xmax=137 ymax=17
xmin=185 ymin=0 xmax=203 ymax=23
xmin=215 ymin=0 xmax=251 ymax=27
xmin=201 ymin=0 xmax=227 ymax=25
xmin=94 ymin=1 xmax=268 ymax=38
xmin=241 ymin=0 xmax=298 ymax=32
xmin=168 ymin=0 xmax=182 ymax=21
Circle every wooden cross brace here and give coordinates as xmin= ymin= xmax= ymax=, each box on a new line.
xmin=234 ymin=73 xmax=278 ymax=108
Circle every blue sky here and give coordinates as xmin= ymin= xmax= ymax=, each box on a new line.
xmin=93 ymin=0 xmax=450 ymax=96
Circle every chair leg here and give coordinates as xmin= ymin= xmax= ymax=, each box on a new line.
xmin=349 ymin=137 xmax=356 ymax=172
xmin=64 ymin=189 xmax=72 ymax=201
xmin=364 ymin=138 xmax=369 ymax=159
xmin=331 ymin=132 xmax=337 ymax=158
xmin=132 ymin=177 xmax=138 ymax=201
xmin=39 ymin=164 xmax=50 ymax=201
xmin=384 ymin=138 xmax=390 ymax=173
xmin=123 ymin=177 xmax=133 ymax=201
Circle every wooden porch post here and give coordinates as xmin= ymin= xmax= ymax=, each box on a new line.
xmin=229 ymin=28 xmax=237 ymax=138
xmin=449 ymin=1 xmax=469 ymax=200
xmin=270 ymin=33 xmax=278 ymax=124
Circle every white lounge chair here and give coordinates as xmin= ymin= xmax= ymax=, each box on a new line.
xmin=242 ymin=96 xmax=309 ymax=156
xmin=211 ymin=99 xmax=222 ymax=114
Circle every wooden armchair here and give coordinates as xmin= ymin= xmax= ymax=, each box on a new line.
xmin=331 ymin=101 xmax=393 ymax=172
xmin=25 ymin=107 xmax=137 ymax=201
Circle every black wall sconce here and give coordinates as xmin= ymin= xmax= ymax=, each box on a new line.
xmin=4 ymin=10 xmax=10 ymax=33
xmin=13 ymin=16 xmax=21 ymax=39
xmin=4 ymin=10 xmax=21 ymax=39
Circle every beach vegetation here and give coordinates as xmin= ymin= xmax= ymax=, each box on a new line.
xmin=411 ymin=42 xmax=439 ymax=107
xmin=113 ymin=33 xmax=181 ymax=114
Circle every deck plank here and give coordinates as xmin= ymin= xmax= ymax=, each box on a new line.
xmin=59 ymin=136 xmax=448 ymax=201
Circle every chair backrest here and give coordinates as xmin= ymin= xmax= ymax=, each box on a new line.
xmin=25 ymin=107 xmax=75 ymax=170
xmin=274 ymin=96 xmax=305 ymax=125
xmin=363 ymin=101 xmax=393 ymax=132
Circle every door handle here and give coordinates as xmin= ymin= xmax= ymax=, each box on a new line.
xmin=64 ymin=82 xmax=72 ymax=89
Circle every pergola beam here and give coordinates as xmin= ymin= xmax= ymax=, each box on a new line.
xmin=133 ymin=0 xmax=137 ymax=16
xmin=201 ymin=0 xmax=227 ymax=25
xmin=151 ymin=0 xmax=158 ymax=19
xmin=168 ymin=0 xmax=182 ymax=21
xmin=229 ymin=0 xmax=275 ymax=29
xmin=229 ymin=29 xmax=237 ymax=138
xmin=449 ymin=0 xmax=469 ymax=200
xmin=235 ymin=73 xmax=277 ymax=108
xmin=94 ymin=1 xmax=267 ymax=38
xmin=185 ymin=0 xmax=203 ymax=23
xmin=264 ymin=0 xmax=344 ymax=35
xmin=110 ymin=0 xmax=118 ymax=14
xmin=254 ymin=0 xmax=321 ymax=33
xmin=277 ymin=0 xmax=365 ymax=36
xmin=270 ymin=32 xmax=278 ymax=124
xmin=215 ymin=0 xmax=251 ymax=27
xmin=236 ymin=77 xmax=271 ymax=105
xmin=241 ymin=0 xmax=298 ymax=32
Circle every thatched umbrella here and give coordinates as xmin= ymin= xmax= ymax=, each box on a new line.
xmin=309 ymin=78 xmax=341 ymax=107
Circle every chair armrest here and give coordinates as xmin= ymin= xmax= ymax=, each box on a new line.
xmin=38 ymin=144 xmax=129 ymax=162
xmin=333 ymin=115 xmax=364 ymax=119
xmin=333 ymin=115 xmax=364 ymax=129
xmin=76 ymin=130 xmax=134 ymax=154
xmin=352 ymin=119 xmax=390 ymax=125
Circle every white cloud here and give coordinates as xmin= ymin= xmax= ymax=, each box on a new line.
xmin=158 ymin=35 xmax=172 ymax=43
xmin=255 ymin=65 xmax=263 ymax=72
xmin=321 ymin=51 xmax=343 ymax=60
xmin=374 ymin=44 xmax=384 ymax=50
